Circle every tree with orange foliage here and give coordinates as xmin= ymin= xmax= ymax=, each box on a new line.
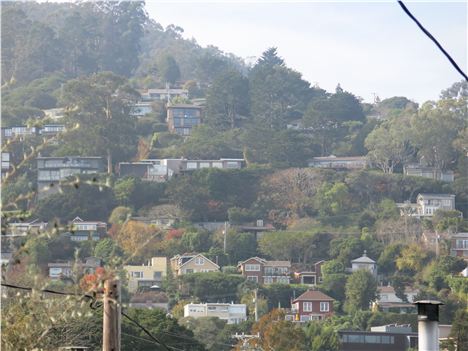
xmin=250 ymin=308 xmax=307 ymax=351
xmin=114 ymin=220 xmax=163 ymax=262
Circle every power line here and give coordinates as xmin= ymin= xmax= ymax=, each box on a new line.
xmin=121 ymin=310 xmax=172 ymax=351
xmin=397 ymin=0 xmax=468 ymax=81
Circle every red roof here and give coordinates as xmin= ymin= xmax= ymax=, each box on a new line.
xmin=293 ymin=290 xmax=334 ymax=302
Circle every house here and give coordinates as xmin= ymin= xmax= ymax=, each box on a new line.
xmin=373 ymin=286 xmax=419 ymax=313
xmin=339 ymin=325 xmax=418 ymax=351
xmin=293 ymin=260 xmax=325 ymax=286
xmin=1 ymin=152 xmax=10 ymax=179
xmin=166 ymin=104 xmax=202 ymax=135
xmin=129 ymin=291 xmax=169 ymax=310
xmin=170 ymin=253 xmax=219 ymax=276
xmin=183 ymin=303 xmax=247 ymax=324
xmin=351 ymin=251 xmax=377 ymax=277
xmin=129 ymin=102 xmax=153 ymax=117
xmin=118 ymin=158 xmax=244 ymax=181
xmin=66 ymin=217 xmax=107 ymax=242
xmin=118 ymin=159 xmax=173 ymax=182
xmin=237 ymin=257 xmax=291 ymax=285
xmin=450 ymin=232 xmax=468 ymax=259
xmin=131 ymin=216 xmax=177 ymax=229
xmin=403 ymin=163 xmax=454 ymax=182
xmin=48 ymin=257 xmax=102 ymax=280
xmin=5 ymin=219 xmax=48 ymax=236
xmin=233 ymin=219 xmax=275 ymax=240
xmin=1 ymin=126 xmax=38 ymax=140
xmin=308 ymin=155 xmax=368 ymax=169
xmin=39 ymin=124 xmax=66 ymax=136
xmin=124 ymin=257 xmax=168 ymax=293
xmin=397 ymin=194 xmax=456 ymax=218
xmin=37 ymin=156 xmax=105 ymax=198
xmin=139 ymin=87 xmax=188 ymax=101
xmin=286 ymin=290 xmax=334 ymax=322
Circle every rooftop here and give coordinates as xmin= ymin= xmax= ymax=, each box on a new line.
xmin=293 ymin=290 xmax=334 ymax=302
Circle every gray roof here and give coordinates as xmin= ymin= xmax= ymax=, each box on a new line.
xmin=351 ymin=251 xmax=376 ymax=264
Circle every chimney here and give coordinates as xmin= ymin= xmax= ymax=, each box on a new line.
xmin=414 ymin=300 xmax=443 ymax=351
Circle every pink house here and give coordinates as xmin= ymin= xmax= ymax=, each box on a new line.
xmin=286 ymin=290 xmax=334 ymax=322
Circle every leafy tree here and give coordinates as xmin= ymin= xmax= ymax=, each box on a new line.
xmin=205 ymin=69 xmax=249 ymax=130
xmin=223 ymin=231 xmax=258 ymax=265
xmin=108 ymin=206 xmax=132 ymax=225
xmin=34 ymin=176 xmax=116 ymax=222
xmin=93 ymin=238 xmax=123 ymax=263
xmin=259 ymin=284 xmax=308 ymax=311
xmin=122 ymin=308 xmax=205 ymax=351
xmin=113 ymin=220 xmax=163 ymax=263
xmin=251 ymin=309 xmax=307 ymax=351
xmin=303 ymin=89 xmax=365 ymax=155
xmin=250 ymin=50 xmax=313 ymax=129
xmin=158 ymin=54 xmax=181 ymax=85
xmin=411 ymin=100 xmax=465 ymax=169
xmin=179 ymin=317 xmax=232 ymax=351
xmin=256 ymin=47 xmax=285 ymax=67
xmin=315 ymin=182 xmax=350 ymax=217
xmin=179 ymin=272 xmax=245 ymax=302
xmin=396 ymin=243 xmax=431 ymax=275
xmin=344 ymin=270 xmax=377 ymax=313
xmin=377 ymin=243 xmax=405 ymax=276
xmin=445 ymin=309 xmax=468 ymax=351
xmin=259 ymin=231 xmax=330 ymax=264
xmin=305 ymin=322 xmax=340 ymax=351
xmin=56 ymin=72 xmax=139 ymax=172
xmin=365 ymin=117 xmax=414 ymax=173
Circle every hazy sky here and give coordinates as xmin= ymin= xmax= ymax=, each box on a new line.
xmin=145 ymin=1 xmax=467 ymax=103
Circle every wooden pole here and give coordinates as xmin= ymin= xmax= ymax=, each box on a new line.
xmin=103 ymin=279 xmax=121 ymax=351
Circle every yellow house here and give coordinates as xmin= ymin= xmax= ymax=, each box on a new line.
xmin=170 ymin=253 xmax=220 ymax=276
xmin=124 ymin=257 xmax=167 ymax=293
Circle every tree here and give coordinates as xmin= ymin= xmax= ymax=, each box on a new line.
xmin=158 ymin=54 xmax=181 ymax=85
xmin=344 ymin=270 xmax=377 ymax=313
xmin=411 ymin=100 xmax=465 ymax=169
xmin=365 ymin=117 xmax=414 ymax=173
xmin=259 ymin=231 xmax=330 ymax=264
xmin=396 ymin=243 xmax=430 ymax=275
xmin=250 ymin=51 xmax=313 ymax=129
xmin=251 ymin=309 xmax=307 ymax=351
xmin=114 ymin=220 xmax=163 ymax=263
xmin=305 ymin=322 xmax=340 ymax=351
xmin=34 ymin=176 xmax=117 ymax=222
xmin=303 ymin=89 xmax=364 ymax=155
xmin=179 ymin=317 xmax=232 ymax=351
xmin=315 ymin=182 xmax=350 ymax=217
xmin=205 ymin=69 xmax=249 ymax=130
xmin=122 ymin=308 xmax=205 ymax=351
xmin=93 ymin=238 xmax=123 ymax=263
xmin=445 ymin=309 xmax=468 ymax=351
xmin=108 ymin=206 xmax=132 ymax=225
xmin=57 ymin=72 xmax=139 ymax=172
xmin=179 ymin=272 xmax=245 ymax=302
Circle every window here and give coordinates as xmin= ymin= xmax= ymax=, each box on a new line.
xmin=226 ymin=161 xmax=240 ymax=168
xmin=185 ymin=268 xmax=194 ymax=274
xmin=264 ymin=276 xmax=273 ymax=284
xmin=277 ymin=276 xmax=289 ymax=284
xmin=247 ymin=276 xmax=258 ymax=282
xmin=153 ymin=271 xmax=162 ymax=280
xmin=303 ymin=302 xmax=313 ymax=312
xmin=300 ymin=315 xmax=310 ymax=322
xmin=195 ymin=257 xmax=205 ymax=265
xmin=131 ymin=271 xmax=143 ymax=278
xmin=245 ymin=264 xmax=261 ymax=271
xmin=320 ymin=302 xmax=329 ymax=312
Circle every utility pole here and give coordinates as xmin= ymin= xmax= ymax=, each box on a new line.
xmin=223 ymin=221 xmax=228 ymax=254
xmin=103 ymin=279 xmax=121 ymax=351
xmin=253 ymin=288 xmax=258 ymax=322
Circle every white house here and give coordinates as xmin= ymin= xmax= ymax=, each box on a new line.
xmin=397 ymin=193 xmax=456 ymax=218
xmin=351 ymin=251 xmax=377 ymax=277
xmin=184 ymin=303 xmax=247 ymax=324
